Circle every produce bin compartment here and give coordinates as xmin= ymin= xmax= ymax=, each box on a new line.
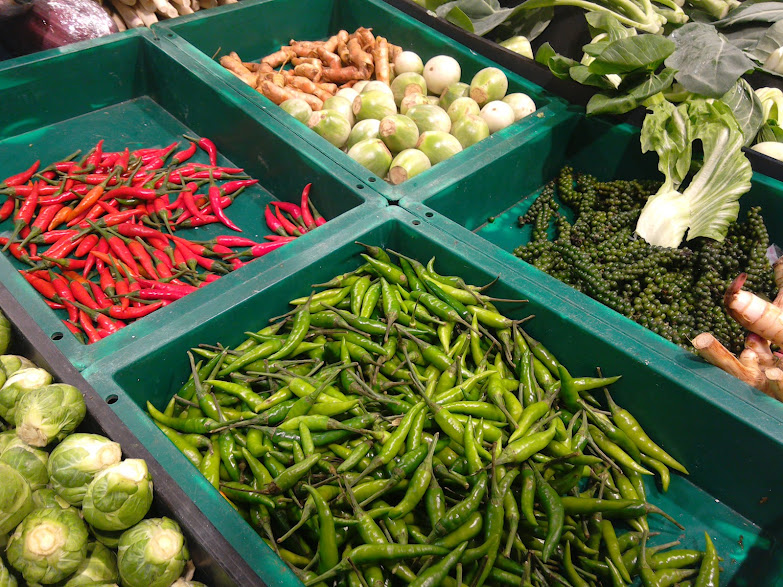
xmin=82 ymin=206 xmax=783 ymax=586
xmin=402 ymin=112 xmax=783 ymax=418
xmin=154 ymin=0 xmax=569 ymax=202
xmin=0 ymin=28 xmax=384 ymax=372
xmin=0 ymin=280 xmax=262 ymax=586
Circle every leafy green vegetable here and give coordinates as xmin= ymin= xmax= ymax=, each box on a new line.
xmin=82 ymin=459 xmax=153 ymax=532
xmin=435 ymin=0 xmax=517 ymax=36
xmin=117 ymin=518 xmax=188 ymax=587
xmin=635 ymin=99 xmax=752 ymax=247
xmin=714 ymin=1 xmax=783 ymax=27
xmin=720 ymin=78 xmax=764 ymax=146
xmin=587 ymin=35 xmax=676 ymax=74
xmin=535 ymin=42 xmax=580 ymax=79
xmin=14 ymin=383 xmax=86 ymax=447
xmin=63 ymin=541 xmax=119 ymax=587
xmin=0 ymin=436 xmax=49 ymax=491
xmin=6 ymin=507 xmax=89 ymax=585
xmin=48 ymin=433 xmax=123 ymax=506
xmin=587 ymin=68 xmax=676 ymax=114
xmin=666 ymin=23 xmax=756 ymax=97
xmin=0 ymin=461 xmax=33 ymax=535
xmin=750 ymin=20 xmax=783 ymax=63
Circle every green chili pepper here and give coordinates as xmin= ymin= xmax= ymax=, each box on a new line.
xmin=388 ymin=434 xmax=438 ymax=519
xmin=199 ymin=437 xmax=221 ymax=489
xmin=425 ymin=475 xmax=446 ymax=529
xmin=350 ymin=275 xmax=371 ymax=316
xmin=153 ymin=421 xmax=202 ymax=468
xmin=302 ymin=484 xmax=338 ymax=573
xmin=563 ymin=541 xmax=590 ymax=587
xmin=497 ymin=424 xmax=557 ymax=465
xmin=427 ymin=471 xmax=487 ymax=541
xmin=433 ymin=511 xmax=483 ymax=549
xmin=590 ymin=425 xmax=653 ymax=476
xmin=219 ymin=339 xmax=283 ymax=376
xmin=361 ymin=255 xmax=408 ymax=287
xmin=694 ymin=532 xmax=719 ymax=587
xmin=410 ymin=542 xmax=467 ymax=587
xmin=532 ymin=466 xmax=564 ymax=563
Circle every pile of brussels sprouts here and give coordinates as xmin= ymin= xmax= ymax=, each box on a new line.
xmin=0 ymin=312 xmax=201 ymax=587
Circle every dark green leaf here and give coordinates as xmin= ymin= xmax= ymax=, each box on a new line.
xmin=535 ymin=42 xmax=579 ymax=79
xmin=582 ymin=40 xmax=611 ymax=58
xmin=588 ymin=36 xmax=676 ymax=75
xmin=714 ymin=1 xmax=783 ymax=27
xmin=493 ymin=6 xmax=553 ymax=42
xmin=721 ymin=24 xmax=773 ymax=52
xmin=435 ymin=0 xmax=513 ymax=35
xmin=756 ymin=121 xmax=783 ymax=143
xmin=568 ymin=65 xmax=619 ymax=89
xmin=585 ymin=12 xmax=636 ymax=41
xmin=720 ymin=79 xmax=764 ymax=146
xmin=666 ymin=22 xmax=755 ymax=97
xmin=586 ymin=68 xmax=677 ymax=116
xmin=445 ymin=7 xmax=476 ymax=32
xmin=750 ymin=20 xmax=783 ymax=62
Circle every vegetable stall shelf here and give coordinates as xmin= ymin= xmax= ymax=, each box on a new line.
xmin=377 ymin=0 xmax=783 ymax=184
xmin=0 ymin=279 xmax=262 ymax=586
xmin=0 ymin=26 xmax=386 ymax=372
xmin=152 ymin=0 xmax=570 ymax=203
xmin=81 ymin=205 xmax=783 ymax=586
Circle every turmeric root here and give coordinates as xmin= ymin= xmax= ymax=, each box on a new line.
xmin=316 ymin=46 xmax=342 ymax=70
xmin=261 ymin=47 xmax=295 ymax=67
xmin=725 ymin=273 xmax=783 ymax=347
xmin=765 ymin=367 xmax=783 ymax=401
xmin=692 ymin=332 xmax=763 ymax=388
xmin=355 ymin=27 xmax=375 ymax=51
xmin=289 ymin=76 xmax=333 ymax=102
xmin=260 ymin=81 xmax=323 ymax=110
xmin=289 ymin=41 xmax=321 ymax=58
xmin=372 ymin=36 xmax=390 ymax=84
xmin=347 ymin=37 xmax=373 ymax=71
xmin=337 ymin=40 xmax=350 ymax=65
xmin=219 ymin=53 xmax=258 ymax=87
xmin=294 ymin=62 xmax=324 ymax=82
xmin=745 ymin=333 xmax=776 ymax=368
xmin=322 ymin=66 xmax=369 ymax=84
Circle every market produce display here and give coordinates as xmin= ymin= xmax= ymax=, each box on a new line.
xmin=147 ymin=245 xmax=718 ymax=586
xmin=0 ymin=310 xmax=199 ymax=586
xmin=220 ymin=27 xmax=537 ymax=183
xmin=100 ymin=0 xmax=240 ymax=32
xmin=513 ymin=165 xmax=775 ymax=354
xmin=0 ymin=138 xmax=328 ymax=345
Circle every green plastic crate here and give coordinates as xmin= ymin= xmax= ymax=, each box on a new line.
xmin=82 ymin=206 xmax=783 ymax=586
xmin=400 ymin=112 xmax=783 ymax=422
xmin=0 ymin=28 xmax=385 ymax=372
xmin=152 ymin=0 xmax=569 ymax=203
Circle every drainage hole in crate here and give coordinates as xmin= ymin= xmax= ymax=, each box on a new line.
xmin=106 ymin=394 xmax=119 ymax=405
xmin=425 ymin=212 xmax=433 ymax=218
xmin=412 ymin=220 xmax=420 ymax=226
xmin=368 ymin=177 xmax=376 ymax=183
xmin=357 ymin=185 xmax=364 ymax=190
xmin=51 ymin=332 xmax=63 ymax=341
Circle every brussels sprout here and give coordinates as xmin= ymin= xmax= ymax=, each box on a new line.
xmin=0 ymin=461 xmax=32 ymax=535
xmin=0 ymin=436 xmax=49 ymax=490
xmin=307 ymin=110 xmax=352 ymax=149
xmin=346 ymin=139 xmax=393 ymax=179
xmin=48 ymin=434 xmax=123 ymax=506
xmin=117 ymin=518 xmax=189 ymax=587
xmin=0 ymin=312 xmax=10 ymax=357
xmin=279 ymin=98 xmax=312 ymax=125
xmin=14 ymin=384 xmax=86 ymax=447
xmin=64 ymin=542 xmax=119 ymax=586
xmin=345 ymin=119 xmax=381 ymax=151
xmin=31 ymin=488 xmax=76 ymax=513
xmin=388 ymin=149 xmax=431 ymax=185
xmin=171 ymin=581 xmax=207 ymax=587
xmin=0 ymin=356 xmax=36 ymax=377
xmin=0 ymin=367 xmax=53 ymax=424
xmin=0 ymin=555 xmax=17 ymax=587
xmin=7 ymin=507 xmax=88 ymax=584
xmin=0 ymin=430 xmax=16 ymax=453
xmin=438 ymin=82 xmax=470 ymax=111
xmin=89 ymin=526 xmax=124 ymax=550
xmin=416 ymin=131 xmax=463 ymax=165
xmin=82 ymin=460 xmax=153 ymax=532
xmin=352 ymin=91 xmax=397 ymax=122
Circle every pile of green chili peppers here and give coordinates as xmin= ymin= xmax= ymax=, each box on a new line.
xmin=147 ymin=244 xmax=721 ymax=587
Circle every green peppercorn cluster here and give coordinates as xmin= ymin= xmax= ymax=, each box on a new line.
xmin=513 ymin=166 xmax=776 ymax=354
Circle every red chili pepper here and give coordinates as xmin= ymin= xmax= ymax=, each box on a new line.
xmin=264 ymin=205 xmax=288 ymax=236
xmin=89 ymin=281 xmax=112 ymax=309
xmin=210 ymin=244 xmax=235 ymax=257
xmin=128 ymin=241 xmax=158 ymax=279
xmin=263 ymin=235 xmax=298 ymax=242
xmin=95 ymin=313 xmax=120 ymax=334
xmin=201 ymin=273 xmax=222 ymax=284
xmin=78 ymin=209 xmax=140 ymax=230
xmin=100 ymin=152 xmax=120 ymax=169
xmin=308 ymin=198 xmax=327 ymax=227
xmin=107 ymin=186 xmax=158 ymax=200
xmin=77 ymin=175 xmax=118 ymax=186
xmin=89 ymin=251 xmax=136 ymax=279
xmin=55 ymin=161 xmax=79 ymax=173
xmin=41 ymin=171 xmax=56 ymax=181
xmin=114 ymin=223 xmax=168 ymax=243
xmin=172 ymin=247 xmax=187 ymax=268
xmin=221 ymin=179 xmax=258 ymax=195
xmin=87 ymin=140 xmax=104 ymax=169
xmin=115 ymin=279 xmax=130 ymax=310
xmin=18 ymin=203 xmax=62 ymax=249
xmin=274 ymin=205 xmax=302 ymax=237
xmin=271 ymin=200 xmax=303 ymax=221
xmin=71 ymin=183 xmax=89 ymax=195
xmin=207 ymin=185 xmax=241 ymax=232
xmin=79 ymin=310 xmax=102 ymax=344
xmin=0 ymin=197 xmax=14 ymax=222
xmin=46 ymin=301 xmax=66 ymax=310
xmin=190 ymin=170 xmax=241 ymax=180
xmin=68 ymin=201 xmax=106 ymax=228
xmin=70 ymin=280 xmax=100 ymax=310
xmin=66 ymin=183 xmax=106 ymax=222
xmin=104 ymin=234 xmax=140 ymax=276
xmin=143 ymin=157 xmax=166 ymax=172
xmin=196 ymin=137 xmax=218 ymax=166
xmin=4 ymin=241 xmax=34 ymax=265
xmin=90 ymin=238 xmax=110 ymax=275
xmin=181 ymin=190 xmax=210 ymax=222
xmin=41 ymin=256 xmax=88 ymax=271
xmin=300 ymin=183 xmax=317 ymax=230
xmin=45 ymin=234 xmax=83 ymax=260
xmin=99 ymin=266 xmax=116 ymax=296
xmin=137 ymin=289 xmax=189 ymax=301
xmin=38 ymin=191 xmax=78 ymax=206
xmin=50 ymin=274 xmax=79 ymax=322
xmin=38 ymin=230 xmax=79 ymax=244
xmin=171 ymin=236 xmax=208 ymax=257
xmin=3 ymin=160 xmax=40 ymax=187
xmin=109 ymin=302 xmax=164 ymax=320
xmin=7 ymin=184 xmax=61 ymax=197
xmin=4 ymin=182 xmax=39 ymax=249
xmin=172 ymin=142 xmax=198 ymax=164
xmin=62 ymin=320 xmax=83 ymax=338
xmin=137 ymin=278 xmax=196 ymax=295
xmin=22 ymin=272 xmax=57 ymax=299
xmin=75 ymin=234 xmax=100 ymax=258
xmin=215 ymin=235 xmax=261 ymax=248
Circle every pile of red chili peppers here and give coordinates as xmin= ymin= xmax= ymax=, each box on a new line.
xmin=0 ymin=137 xmax=327 ymax=344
